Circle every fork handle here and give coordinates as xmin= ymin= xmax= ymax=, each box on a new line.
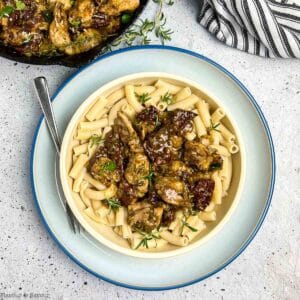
xmin=34 ymin=77 xmax=61 ymax=155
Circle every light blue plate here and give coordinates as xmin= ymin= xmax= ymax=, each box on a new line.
xmin=30 ymin=45 xmax=275 ymax=290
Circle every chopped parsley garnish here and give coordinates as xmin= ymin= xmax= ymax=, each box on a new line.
xmin=105 ymin=198 xmax=121 ymax=213
xmin=15 ymin=0 xmax=26 ymax=10
xmin=0 ymin=6 xmax=14 ymax=17
xmin=160 ymin=92 xmax=173 ymax=105
xmin=209 ymin=120 xmax=221 ymax=132
xmin=100 ymin=161 xmax=117 ymax=173
xmin=134 ymin=229 xmax=160 ymax=249
xmin=135 ymin=92 xmax=151 ymax=104
xmin=69 ymin=19 xmax=81 ymax=28
xmin=90 ymin=135 xmax=105 ymax=147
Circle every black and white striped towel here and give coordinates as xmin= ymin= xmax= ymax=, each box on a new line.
xmin=198 ymin=0 xmax=300 ymax=58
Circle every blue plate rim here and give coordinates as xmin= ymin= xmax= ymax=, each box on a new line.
xmin=30 ymin=45 xmax=276 ymax=291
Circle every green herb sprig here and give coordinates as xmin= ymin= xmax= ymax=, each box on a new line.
xmin=160 ymin=92 xmax=173 ymax=105
xmin=144 ymin=164 xmax=154 ymax=186
xmin=180 ymin=217 xmax=198 ymax=236
xmin=209 ymin=120 xmax=221 ymax=133
xmin=105 ymin=198 xmax=121 ymax=213
xmin=103 ymin=0 xmax=174 ymax=52
xmin=153 ymin=0 xmax=174 ymax=44
xmin=134 ymin=229 xmax=160 ymax=249
xmin=100 ymin=161 xmax=117 ymax=173
xmin=90 ymin=135 xmax=105 ymax=147
xmin=135 ymin=92 xmax=151 ymax=104
xmin=0 ymin=6 xmax=14 ymax=18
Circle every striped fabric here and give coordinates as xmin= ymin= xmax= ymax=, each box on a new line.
xmin=198 ymin=0 xmax=300 ymax=58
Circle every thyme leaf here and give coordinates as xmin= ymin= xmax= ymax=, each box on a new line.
xmin=209 ymin=120 xmax=221 ymax=133
xmin=135 ymin=92 xmax=151 ymax=104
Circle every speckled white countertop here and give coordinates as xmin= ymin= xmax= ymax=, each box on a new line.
xmin=0 ymin=1 xmax=299 ymax=299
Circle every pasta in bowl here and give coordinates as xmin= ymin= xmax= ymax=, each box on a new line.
xmin=60 ymin=73 xmax=245 ymax=258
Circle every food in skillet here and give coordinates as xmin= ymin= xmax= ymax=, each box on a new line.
xmin=0 ymin=0 xmax=140 ymax=56
xmin=68 ymin=79 xmax=240 ymax=250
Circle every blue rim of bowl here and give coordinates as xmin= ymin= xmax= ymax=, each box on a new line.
xmin=30 ymin=45 xmax=276 ymax=291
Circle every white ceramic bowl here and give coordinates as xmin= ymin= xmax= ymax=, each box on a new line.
xmin=60 ymin=72 xmax=246 ymax=258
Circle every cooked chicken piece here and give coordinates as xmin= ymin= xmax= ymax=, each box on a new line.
xmin=125 ymin=153 xmax=149 ymax=198
xmin=128 ymin=201 xmax=163 ymax=233
xmin=163 ymin=109 xmax=197 ymax=135
xmin=116 ymin=112 xmax=144 ymax=153
xmin=117 ymin=179 xmax=138 ymax=206
xmin=154 ymin=177 xmax=190 ymax=207
xmin=90 ymin=156 xmax=120 ymax=186
xmin=65 ymin=28 xmax=102 ymax=55
xmin=135 ymin=106 xmax=160 ymax=140
xmin=190 ymin=179 xmax=215 ymax=211
xmin=49 ymin=2 xmax=71 ymax=48
xmin=144 ymin=127 xmax=182 ymax=165
xmin=101 ymin=0 xmax=140 ymax=15
xmin=156 ymin=160 xmax=192 ymax=178
xmin=69 ymin=0 xmax=95 ymax=28
xmin=184 ymin=140 xmax=223 ymax=172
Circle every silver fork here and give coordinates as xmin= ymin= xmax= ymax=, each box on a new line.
xmin=34 ymin=76 xmax=81 ymax=234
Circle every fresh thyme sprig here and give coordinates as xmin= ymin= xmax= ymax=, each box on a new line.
xmin=144 ymin=164 xmax=154 ymax=186
xmin=103 ymin=0 xmax=174 ymax=52
xmin=135 ymin=92 xmax=151 ymax=104
xmin=105 ymin=198 xmax=121 ymax=213
xmin=209 ymin=120 xmax=221 ymax=133
xmin=134 ymin=229 xmax=160 ymax=249
xmin=153 ymin=0 xmax=174 ymax=44
xmin=160 ymin=92 xmax=173 ymax=105
xmin=179 ymin=217 xmax=198 ymax=236
xmin=90 ymin=135 xmax=105 ymax=147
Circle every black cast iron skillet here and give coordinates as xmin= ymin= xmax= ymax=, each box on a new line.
xmin=0 ymin=0 xmax=149 ymax=68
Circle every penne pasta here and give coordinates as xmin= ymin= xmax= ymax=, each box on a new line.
xmin=194 ymin=115 xmax=207 ymax=137
xmin=220 ymin=156 xmax=232 ymax=192
xmin=108 ymin=99 xmax=127 ymax=126
xmin=209 ymin=144 xmax=231 ymax=157
xmin=106 ymin=88 xmax=125 ymax=106
xmin=85 ymin=184 xmax=117 ymax=201
xmin=79 ymin=118 xmax=108 ymax=131
xmin=145 ymin=86 xmax=169 ymax=106
xmin=72 ymin=167 xmax=86 ymax=192
xmin=115 ymin=207 xmax=125 ymax=226
xmin=219 ymin=123 xmax=235 ymax=143
xmin=155 ymin=79 xmax=182 ymax=94
xmin=84 ymin=207 xmax=101 ymax=223
xmin=212 ymin=172 xmax=222 ymax=204
xmin=73 ymin=143 xmax=88 ymax=156
xmin=156 ymin=101 xmax=168 ymax=112
xmin=211 ymin=108 xmax=225 ymax=123
xmin=125 ymin=85 xmax=143 ymax=112
xmin=69 ymin=154 xmax=89 ymax=179
xmin=80 ymin=181 xmax=92 ymax=207
xmin=174 ymin=87 xmax=192 ymax=102
xmin=86 ymin=97 xmax=108 ymax=121
xmin=195 ymin=100 xmax=210 ymax=128
xmin=134 ymin=85 xmax=156 ymax=95
xmin=199 ymin=211 xmax=216 ymax=222
xmin=168 ymin=94 xmax=199 ymax=111
xmin=75 ymin=128 xmax=102 ymax=140
xmin=84 ymin=173 xmax=106 ymax=190
xmin=160 ymin=231 xmax=189 ymax=247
